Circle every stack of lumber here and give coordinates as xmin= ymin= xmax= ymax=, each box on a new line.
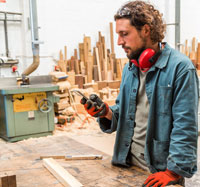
xmin=49 ymin=71 xmax=74 ymax=123
xmin=56 ymin=22 xmax=128 ymax=91
xmin=180 ymin=37 xmax=200 ymax=71
xmin=51 ymin=22 xmax=129 ymax=124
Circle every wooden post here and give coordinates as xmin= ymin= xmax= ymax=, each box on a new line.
xmin=64 ymin=46 xmax=68 ymax=71
xmin=74 ymin=49 xmax=79 ymax=74
xmin=79 ymin=43 xmax=84 ymax=62
xmin=58 ymin=50 xmax=66 ymax=73
xmin=102 ymin=36 xmax=108 ymax=80
xmin=87 ymin=54 xmax=93 ymax=83
xmin=185 ymin=39 xmax=189 ymax=56
xmin=0 ymin=175 xmax=17 ymax=187
xmin=110 ymin=22 xmax=115 ymax=54
xmin=95 ymin=47 xmax=102 ymax=81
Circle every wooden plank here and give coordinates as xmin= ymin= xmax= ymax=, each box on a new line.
xmin=93 ymin=65 xmax=99 ymax=81
xmin=43 ymin=158 xmax=83 ymax=187
xmin=192 ymin=37 xmax=196 ymax=52
xmin=40 ymin=155 xmax=65 ymax=159
xmin=79 ymin=43 xmax=84 ymax=62
xmin=75 ymin=74 xmax=85 ymax=89
xmin=83 ymin=36 xmax=91 ymax=70
xmin=87 ymin=54 xmax=93 ymax=83
xmin=107 ymin=70 xmax=113 ymax=81
xmin=0 ymin=176 xmax=9 ymax=187
xmin=197 ymin=43 xmax=200 ymax=63
xmin=102 ymin=36 xmax=108 ymax=80
xmin=56 ymin=80 xmax=71 ymax=92
xmin=74 ymin=49 xmax=80 ymax=74
xmin=95 ymin=47 xmax=102 ymax=81
xmin=67 ymin=71 xmax=75 ymax=86
xmin=116 ymin=58 xmax=122 ymax=79
xmin=109 ymin=22 xmax=115 ymax=54
xmin=110 ymin=53 xmax=116 ymax=79
xmin=97 ymin=81 xmax=107 ymax=90
xmin=97 ymin=33 xmax=104 ymax=71
xmin=185 ymin=39 xmax=189 ymax=56
xmin=79 ymin=61 xmax=86 ymax=75
xmin=107 ymin=80 xmax=121 ymax=89
xmin=0 ymin=175 xmax=16 ymax=187
xmin=58 ymin=50 xmax=66 ymax=73
xmin=83 ymin=83 xmax=98 ymax=92
xmin=8 ymin=175 xmax=17 ymax=187
xmin=64 ymin=46 xmax=68 ymax=71
xmin=65 ymin=154 xmax=103 ymax=160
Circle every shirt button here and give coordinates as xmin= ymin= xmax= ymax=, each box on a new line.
xmin=125 ymin=143 xmax=129 ymax=147
xmin=133 ymin=89 xmax=136 ymax=93
xmin=130 ymin=117 xmax=134 ymax=120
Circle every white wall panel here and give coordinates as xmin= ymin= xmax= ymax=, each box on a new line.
xmin=0 ymin=0 xmax=199 ymax=77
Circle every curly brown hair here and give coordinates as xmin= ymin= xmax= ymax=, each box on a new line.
xmin=114 ymin=0 xmax=166 ymax=44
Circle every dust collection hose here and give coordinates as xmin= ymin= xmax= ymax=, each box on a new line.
xmin=22 ymin=0 xmax=40 ymax=76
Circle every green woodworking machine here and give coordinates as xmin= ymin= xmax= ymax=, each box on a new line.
xmin=0 ymin=75 xmax=59 ymax=142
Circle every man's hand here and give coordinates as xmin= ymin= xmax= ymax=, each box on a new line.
xmin=80 ymin=94 xmax=109 ymax=118
xmin=143 ymin=169 xmax=182 ymax=187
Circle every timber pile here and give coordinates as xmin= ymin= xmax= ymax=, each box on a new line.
xmin=49 ymin=71 xmax=74 ymax=124
xmin=50 ymin=22 xmax=128 ymax=127
xmin=56 ymin=22 xmax=128 ymax=90
xmin=180 ymin=37 xmax=200 ymax=73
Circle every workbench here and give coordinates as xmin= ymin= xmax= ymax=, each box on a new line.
xmin=0 ymin=134 xmax=182 ymax=186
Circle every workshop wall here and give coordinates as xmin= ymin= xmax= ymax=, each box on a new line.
xmin=0 ymin=0 xmax=199 ymax=77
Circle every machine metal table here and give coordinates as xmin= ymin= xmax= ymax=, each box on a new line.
xmin=0 ymin=75 xmax=59 ymax=142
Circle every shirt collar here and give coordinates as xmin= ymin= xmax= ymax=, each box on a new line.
xmin=154 ymin=42 xmax=172 ymax=69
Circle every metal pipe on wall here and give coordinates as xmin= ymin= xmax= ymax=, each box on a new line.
xmin=22 ymin=0 xmax=40 ymax=76
xmin=175 ymin=0 xmax=181 ymax=50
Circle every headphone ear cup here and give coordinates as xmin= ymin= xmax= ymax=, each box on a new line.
xmin=130 ymin=59 xmax=139 ymax=67
xmin=138 ymin=49 xmax=156 ymax=69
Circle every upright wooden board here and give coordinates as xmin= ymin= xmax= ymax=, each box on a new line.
xmin=87 ymin=54 xmax=93 ymax=83
xmin=79 ymin=43 xmax=84 ymax=62
xmin=74 ymin=49 xmax=80 ymax=74
xmin=95 ymin=47 xmax=102 ymax=81
xmin=58 ymin=50 xmax=66 ymax=73
xmin=110 ymin=22 xmax=115 ymax=54
xmin=83 ymin=36 xmax=92 ymax=71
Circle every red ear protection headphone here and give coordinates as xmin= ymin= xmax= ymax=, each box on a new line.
xmin=130 ymin=43 xmax=162 ymax=72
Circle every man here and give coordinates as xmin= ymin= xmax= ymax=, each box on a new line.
xmin=81 ymin=1 xmax=199 ymax=186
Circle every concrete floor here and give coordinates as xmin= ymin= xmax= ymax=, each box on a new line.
xmin=67 ymin=130 xmax=200 ymax=187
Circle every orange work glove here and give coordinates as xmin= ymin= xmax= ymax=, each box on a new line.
xmin=143 ymin=169 xmax=182 ymax=187
xmin=80 ymin=94 xmax=109 ymax=118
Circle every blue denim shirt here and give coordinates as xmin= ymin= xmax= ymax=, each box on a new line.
xmin=98 ymin=43 xmax=199 ymax=178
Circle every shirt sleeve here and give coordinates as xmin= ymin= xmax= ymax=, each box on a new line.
xmin=97 ymin=63 xmax=129 ymax=133
xmin=167 ymin=68 xmax=199 ymax=178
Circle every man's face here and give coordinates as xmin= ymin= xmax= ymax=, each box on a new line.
xmin=116 ymin=18 xmax=146 ymax=60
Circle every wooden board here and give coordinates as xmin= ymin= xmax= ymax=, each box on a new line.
xmin=43 ymin=158 xmax=83 ymax=187
xmin=109 ymin=22 xmax=115 ymax=54
xmin=0 ymin=174 xmax=16 ymax=187
xmin=95 ymin=47 xmax=102 ymax=81
xmin=75 ymin=74 xmax=85 ymax=89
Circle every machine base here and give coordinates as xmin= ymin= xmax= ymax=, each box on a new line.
xmin=0 ymin=131 xmax=53 ymax=142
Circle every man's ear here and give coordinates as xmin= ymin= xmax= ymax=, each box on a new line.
xmin=142 ymin=24 xmax=150 ymax=37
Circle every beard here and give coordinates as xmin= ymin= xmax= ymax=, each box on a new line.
xmin=124 ymin=36 xmax=147 ymax=60
xmin=126 ymin=46 xmax=146 ymax=60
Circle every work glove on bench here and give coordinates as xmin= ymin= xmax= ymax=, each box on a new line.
xmin=143 ymin=169 xmax=182 ymax=187
xmin=80 ymin=94 xmax=109 ymax=118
